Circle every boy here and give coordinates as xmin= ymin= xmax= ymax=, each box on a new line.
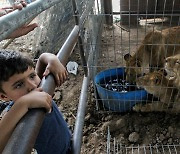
xmin=0 ymin=49 xmax=72 ymax=153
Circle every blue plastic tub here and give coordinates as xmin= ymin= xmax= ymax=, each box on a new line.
xmin=94 ymin=67 xmax=148 ymax=112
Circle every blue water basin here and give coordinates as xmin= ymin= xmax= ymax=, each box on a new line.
xmin=94 ymin=67 xmax=148 ymax=112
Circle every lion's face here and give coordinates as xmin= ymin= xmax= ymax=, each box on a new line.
xmin=124 ymin=54 xmax=142 ymax=83
xmin=136 ymin=71 xmax=164 ymax=94
xmin=165 ymin=54 xmax=180 ymax=77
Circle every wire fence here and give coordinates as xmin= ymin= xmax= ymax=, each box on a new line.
xmin=0 ymin=0 xmax=179 ymax=153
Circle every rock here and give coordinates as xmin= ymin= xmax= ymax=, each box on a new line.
xmin=89 ymin=149 xmax=95 ymax=154
xmin=68 ymin=118 xmax=74 ymax=126
xmin=159 ymin=134 xmax=165 ymax=141
xmin=53 ymin=90 xmax=62 ymax=101
xmin=168 ymin=138 xmax=173 ymax=144
xmin=85 ymin=113 xmax=91 ymax=121
xmin=90 ymin=118 xmax=97 ymax=124
xmin=101 ymin=121 xmax=111 ymax=132
xmin=115 ymin=118 xmax=126 ymax=128
xmin=168 ymin=126 xmax=174 ymax=134
xmin=117 ymin=134 xmax=125 ymax=143
xmin=83 ymin=136 xmax=88 ymax=143
xmin=134 ymin=124 xmax=140 ymax=132
xmin=128 ymin=132 xmax=140 ymax=143
xmin=104 ymin=115 xmax=112 ymax=121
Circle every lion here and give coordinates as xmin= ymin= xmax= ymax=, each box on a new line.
xmin=134 ymin=71 xmax=180 ymax=112
xmin=124 ymin=26 xmax=180 ymax=83
xmin=165 ymin=54 xmax=180 ymax=89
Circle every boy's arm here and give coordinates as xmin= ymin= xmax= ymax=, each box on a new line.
xmin=0 ymin=0 xmax=38 ymax=39
xmin=0 ymin=88 xmax=52 ymax=153
xmin=35 ymin=53 xmax=68 ymax=86
xmin=0 ymin=101 xmax=28 ymax=152
xmin=5 ymin=23 xmax=38 ymax=39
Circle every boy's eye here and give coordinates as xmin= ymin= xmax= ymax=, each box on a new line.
xmin=14 ymin=82 xmax=24 ymax=89
xmin=29 ymin=73 xmax=36 ymax=80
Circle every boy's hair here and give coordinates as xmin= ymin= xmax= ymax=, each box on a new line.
xmin=0 ymin=49 xmax=34 ymax=93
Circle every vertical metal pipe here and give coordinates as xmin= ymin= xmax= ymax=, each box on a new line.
xmin=72 ymin=13 xmax=104 ymax=153
xmin=2 ymin=25 xmax=79 ymax=154
xmin=71 ymin=0 xmax=88 ymax=76
xmin=78 ymin=37 xmax=88 ymax=76
xmin=71 ymin=0 xmax=79 ymax=25
xmin=103 ymin=0 xmax=113 ymax=26
xmin=72 ymin=76 xmax=90 ymax=154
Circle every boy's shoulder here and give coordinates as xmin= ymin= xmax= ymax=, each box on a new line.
xmin=0 ymin=101 xmax=14 ymax=120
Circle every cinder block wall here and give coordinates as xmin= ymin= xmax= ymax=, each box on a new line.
xmin=33 ymin=0 xmax=75 ymax=58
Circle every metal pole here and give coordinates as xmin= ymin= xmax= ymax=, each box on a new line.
xmin=71 ymin=0 xmax=88 ymax=76
xmin=72 ymin=13 xmax=104 ymax=153
xmin=103 ymin=0 xmax=113 ymax=26
xmin=3 ymin=25 xmax=79 ymax=154
xmin=72 ymin=76 xmax=90 ymax=154
xmin=0 ymin=0 xmax=63 ymax=42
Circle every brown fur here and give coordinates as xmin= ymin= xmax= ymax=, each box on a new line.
xmin=124 ymin=26 xmax=180 ymax=83
xmin=135 ymin=71 xmax=180 ymax=112
xmin=165 ymin=54 xmax=180 ymax=89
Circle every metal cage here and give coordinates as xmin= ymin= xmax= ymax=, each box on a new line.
xmin=0 ymin=0 xmax=179 ymax=153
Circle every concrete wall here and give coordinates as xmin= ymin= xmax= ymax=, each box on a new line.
xmin=33 ymin=0 xmax=75 ymax=58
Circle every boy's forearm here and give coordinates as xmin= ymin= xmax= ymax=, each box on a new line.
xmin=0 ymin=102 xmax=28 ymax=152
xmin=35 ymin=53 xmax=54 ymax=78
xmin=37 ymin=53 xmax=54 ymax=66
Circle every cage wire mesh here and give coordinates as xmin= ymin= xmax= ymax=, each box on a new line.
xmin=93 ymin=0 xmax=180 ymax=113
xmin=75 ymin=0 xmax=180 ymax=153
xmin=1 ymin=0 xmax=179 ymax=153
xmin=106 ymin=127 xmax=180 ymax=154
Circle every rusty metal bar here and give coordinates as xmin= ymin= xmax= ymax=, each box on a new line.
xmin=71 ymin=0 xmax=88 ymax=76
xmin=78 ymin=36 xmax=88 ymax=76
xmin=71 ymin=0 xmax=79 ymax=25
xmin=2 ymin=25 xmax=79 ymax=154
xmin=0 ymin=0 xmax=63 ymax=42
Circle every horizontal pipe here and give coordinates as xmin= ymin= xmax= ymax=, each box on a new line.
xmin=112 ymin=10 xmax=180 ymax=15
xmin=3 ymin=25 xmax=79 ymax=154
xmin=0 ymin=0 xmax=63 ymax=42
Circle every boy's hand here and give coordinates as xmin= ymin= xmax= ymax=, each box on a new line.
xmin=0 ymin=0 xmax=38 ymax=39
xmin=0 ymin=0 xmax=26 ymax=16
xmin=43 ymin=57 xmax=68 ymax=86
xmin=16 ymin=88 xmax=52 ymax=113
xmin=36 ymin=53 xmax=68 ymax=87
xmin=13 ymin=0 xmax=27 ymax=10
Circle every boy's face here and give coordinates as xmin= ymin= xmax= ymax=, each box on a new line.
xmin=0 ymin=67 xmax=41 ymax=102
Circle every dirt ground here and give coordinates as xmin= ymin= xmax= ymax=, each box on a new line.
xmin=79 ymin=21 xmax=180 ymax=153
xmin=0 ymin=19 xmax=179 ymax=154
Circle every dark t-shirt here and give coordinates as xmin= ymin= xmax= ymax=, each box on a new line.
xmin=0 ymin=101 xmax=72 ymax=154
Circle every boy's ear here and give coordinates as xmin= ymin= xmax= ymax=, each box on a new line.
xmin=0 ymin=93 xmax=9 ymax=101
